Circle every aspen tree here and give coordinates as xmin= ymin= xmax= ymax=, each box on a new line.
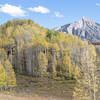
xmin=4 ymin=60 xmax=16 ymax=88
xmin=0 ymin=62 xmax=6 ymax=89
xmin=74 ymin=43 xmax=99 ymax=100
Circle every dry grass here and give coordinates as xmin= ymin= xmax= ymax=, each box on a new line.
xmin=0 ymin=74 xmax=75 ymax=100
xmin=0 ymin=93 xmax=68 ymax=100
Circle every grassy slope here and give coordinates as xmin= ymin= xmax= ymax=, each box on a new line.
xmin=0 ymin=74 xmax=75 ymax=100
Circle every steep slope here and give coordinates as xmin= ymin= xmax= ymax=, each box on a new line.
xmin=55 ymin=17 xmax=100 ymax=42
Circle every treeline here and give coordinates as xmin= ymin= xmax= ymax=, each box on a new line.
xmin=0 ymin=19 xmax=99 ymax=99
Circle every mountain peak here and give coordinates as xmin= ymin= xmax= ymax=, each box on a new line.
xmin=54 ymin=17 xmax=100 ymax=42
xmin=81 ymin=16 xmax=92 ymax=22
xmin=82 ymin=16 xmax=89 ymax=20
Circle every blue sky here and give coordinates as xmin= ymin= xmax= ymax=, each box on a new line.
xmin=0 ymin=0 xmax=100 ymax=29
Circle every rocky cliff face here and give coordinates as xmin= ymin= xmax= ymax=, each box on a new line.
xmin=54 ymin=17 xmax=100 ymax=42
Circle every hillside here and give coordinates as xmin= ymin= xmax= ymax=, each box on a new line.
xmin=0 ymin=19 xmax=84 ymax=77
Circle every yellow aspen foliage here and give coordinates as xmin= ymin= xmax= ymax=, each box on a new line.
xmin=30 ymin=34 xmax=48 ymax=49
xmin=73 ymin=43 xmax=99 ymax=100
xmin=52 ymin=43 xmax=60 ymax=51
xmin=0 ymin=62 xmax=6 ymax=88
xmin=62 ymin=55 xmax=72 ymax=77
xmin=38 ymin=52 xmax=48 ymax=76
xmin=6 ymin=26 xmax=13 ymax=37
xmin=73 ymin=65 xmax=80 ymax=79
xmin=4 ymin=60 xmax=16 ymax=88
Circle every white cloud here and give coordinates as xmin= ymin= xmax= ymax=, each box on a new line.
xmin=28 ymin=6 xmax=50 ymax=14
xmin=0 ymin=4 xmax=26 ymax=17
xmin=55 ymin=12 xmax=64 ymax=18
xmin=96 ymin=3 xmax=100 ymax=7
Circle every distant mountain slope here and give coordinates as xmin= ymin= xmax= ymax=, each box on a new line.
xmin=54 ymin=17 xmax=100 ymax=42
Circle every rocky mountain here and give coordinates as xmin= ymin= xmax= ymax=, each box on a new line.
xmin=54 ymin=17 xmax=100 ymax=42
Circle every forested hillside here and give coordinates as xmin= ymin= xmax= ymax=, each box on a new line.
xmin=0 ymin=19 xmax=99 ymax=100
